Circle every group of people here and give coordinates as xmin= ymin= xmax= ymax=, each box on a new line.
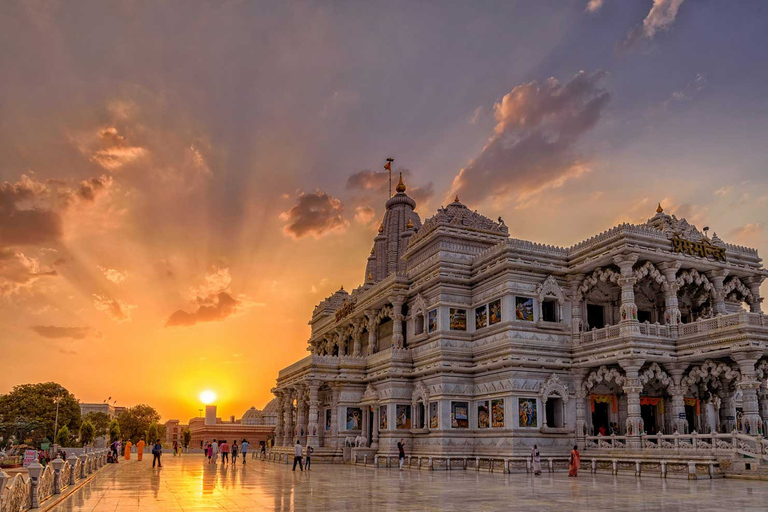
xmin=530 ymin=444 xmax=581 ymax=477
xmin=291 ymin=440 xmax=314 ymax=471
xmin=206 ymin=439 xmax=250 ymax=465
xmin=110 ymin=438 xmax=164 ymax=467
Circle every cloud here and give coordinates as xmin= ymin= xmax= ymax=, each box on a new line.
xmin=93 ymin=293 xmax=136 ymax=323
xmin=585 ymin=0 xmax=604 ymax=13
xmin=90 ymin=126 xmax=147 ymax=170
xmin=165 ymin=268 xmax=260 ymax=327
xmin=449 ymin=70 xmax=611 ymax=206
xmin=469 ymin=106 xmax=483 ymax=124
xmin=667 ymin=73 xmax=707 ymax=105
xmin=346 ymin=170 xmax=391 ymax=192
xmin=30 ymin=325 xmax=96 ymax=340
xmin=730 ymin=223 xmax=762 ymax=243
xmin=0 ymin=175 xmax=63 ymax=248
xmin=98 ymin=266 xmax=128 ymax=284
xmin=280 ymin=190 xmax=348 ymax=239
xmin=619 ymin=0 xmax=685 ymax=52
xmin=409 ymin=182 xmax=435 ymax=206
xmin=354 ymin=206 xmax=376 ymax=225
xmin=346 ymin=168 xmax=434 ymax=209
xmin=77 ymin=175 xmax=113 ymax=202
xmin=0 ymin=250 xmax=59 ymax=297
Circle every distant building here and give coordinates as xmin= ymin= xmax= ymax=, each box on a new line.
xmin=80 ymin=403 xmax=125 ymax=419
xmin=164 ymin=419 xmax=186 ymax=445
xmin=186 ymin=404 xmax=275 ymax=449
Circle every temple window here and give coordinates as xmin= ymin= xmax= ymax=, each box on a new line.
xmin=415 ymin=313 xmax=425 ymax=335
xmin=377 ymin=318 xmax=393 ymax=352
xmin=416 ymin=402 xmax=426 ymax=429
xmin=545 ymin=397 xmax=564 ymax=428
xmin=637 ymin=310 xmax=652 ymax=323
xmin=541 ymin=299 xmax=558 ymax=322
xmin=587 ymin=303 xmax=605 ymax=329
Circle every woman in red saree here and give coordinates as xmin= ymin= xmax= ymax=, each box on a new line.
xmin=568 ymin=445 xmax=580 ymax=477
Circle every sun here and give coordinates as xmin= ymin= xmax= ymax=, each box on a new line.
xmin=200 ymin=390 xmax=216 ymax=404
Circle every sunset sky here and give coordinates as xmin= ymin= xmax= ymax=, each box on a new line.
xmin=1 ymin=1 xmax=767 ymax=422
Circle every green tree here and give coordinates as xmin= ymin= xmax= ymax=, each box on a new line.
xmin=0 ymin=382 xmax=81 ymax=443
xmin=117 ymin=404 xmax=160 ymax=443
xmin=56 ymin=425 xmax=70 ymax=447
xmin=83 ymin=412 xmax=111 ymax=438
xmin=182 ymin=428 xmax=191 ymax=448
xmin=146 ymin=422 xmax=160 ymax=444
xmin=80 ymin=420 xmax=95 ymax=446
xmin=108 ymin=419 xmax=121 ymax=443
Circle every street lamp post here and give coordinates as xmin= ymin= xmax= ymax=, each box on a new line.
xmin=52 ymin=395 xmax=62 ymax=453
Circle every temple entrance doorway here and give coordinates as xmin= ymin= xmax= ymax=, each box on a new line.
xmin=641 ymin=404 xmax=657 ymax=434
xmin=592 ymin=402 xmax=609 ymax=435
xmin=685 ymin=404 xmax=696 ymax=433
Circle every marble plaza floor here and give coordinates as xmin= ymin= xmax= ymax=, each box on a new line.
xmin=49 ymin=454 xmax=768 ymax=512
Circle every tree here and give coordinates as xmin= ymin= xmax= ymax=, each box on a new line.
xmin=0 ymin=382 xmax=81 ymax=444
xmin=80 ymin=420 xmax=95 ymax=447
xmin=182 ymin=429 xmax=191 ymax=449
xmin=83 ymin=412 xmax=111 ymax=439
xmin=146 ymin=422 xmax=160 ymax=444
xmin=108 ymin=420 xmax=121 ymax=443
xmin=117 ymin=404 xmax=160 ymax=443
xmin=56 ymin=425 xmax=70 ymax=447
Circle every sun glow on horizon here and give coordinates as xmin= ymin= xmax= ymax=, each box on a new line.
xmin=200 ymin=390 xmax=217 ymax=405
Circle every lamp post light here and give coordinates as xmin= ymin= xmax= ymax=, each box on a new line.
xmin=52 ymin=395 xmax=63 ymax=452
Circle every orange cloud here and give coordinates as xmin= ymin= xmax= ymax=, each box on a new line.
xmin=93 ymin=294 xmax=136 ymax=323
xmin=31 ymin=325 xmax=98 ymax=340
xmin=354 ymin=206 xmax=376 ymax=225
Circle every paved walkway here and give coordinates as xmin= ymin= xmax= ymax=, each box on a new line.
xmin=49 ymin=454 xmax=768 ymax=511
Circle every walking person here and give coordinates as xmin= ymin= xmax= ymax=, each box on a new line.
xmin=397 ymin=438 xmax=405 ymax=471
xmin=173 ymin=441 xmax=178 ymax=456
xmin=124 ymin=439 xmax=132 ymax=460
xmin=292 ymin=441 xmax=304 ymax=471
xmin=152 ymin=440 xmax=163 ymax=468
xmin=260 ymin=442 xmax=266 ymax=459
xmin=568 ymin=445 xmax=580 ymax=477
xmin=305 ymin=444 xmax=313 ymax=470
xmin=240 ymin=439 xmax=249 ymax=465
xmin=206 ymin=442 xmax=213 ymax=464
xmin=220 ymin=439 xmax=230 ymax=464
xmin=231 ymin=441 xmax=239 ymax=464
xmin=137 ymin=438 xmax=145 ymax=461
xmin=531 ymin=444 xmax=541 ymax=476
xmin=211 ymin=439 xmax=219 ymax=464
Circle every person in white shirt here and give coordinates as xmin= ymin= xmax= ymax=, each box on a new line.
xmin=211 ymin=439 xmax=219 ymax=464
xmin=292 ymin=441 xmax=303 ymax=471
xmin=240 ymin=439 xmax=249 ymax=465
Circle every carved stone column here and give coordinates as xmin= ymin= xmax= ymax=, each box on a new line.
xmin=613 ymin=254 xmax=639 ymax=335
xmin=307 ymin=381 xmax=320 ymax=448
xmin=707 ymin=269 xmax=729 ymax=316
xmin=391 ymin=297 xmax=405 ymax=349
xmin=759 ymin=381 xmax=768 ymax=437
xmin=365 ymin=310 xmax=379 ymax=355
xmin=568 ymin=274 xmax=585 ymax=337
xmin=295 ymin=387 xmax=307 ymax=442
xmin=274 ymin=391 xmax=284 ymax=446
xmin=371 ymin=403 xmax=380 ymax=449
xmin=330 ymin=386 xmax=340 ymax=450
xmin=733 ymin=352 xmax=761 ymax=435
xmin=620 ymin=358 xmax=645 ymax=448
xmin=658 ymin=262 xmax=682 ymax=325
xmin=667 ymin=364 xmax=688 ymax=434
xmin=719 ymin=384 xmax=735 ymax=433
xmin=746 ymin=276 xmax=764 ymax=313
xmin=352 ymin=320 xmax=362 ymax=357
xmin=573 ymin=369 xmax=588 ymax=448
xmin=283 ymin=389 xmax=295 ymax=446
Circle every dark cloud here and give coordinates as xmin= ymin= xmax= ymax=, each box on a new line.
xmin=31 ymin=325 xmax=94 ymax=340
xmin=346 ymin=169 xmax=390 ymax=192
xmin=409 ymin=182 xmax=435 ymax=206
xmin=77 ymin=175 xmax=113 ymax=202
xmin=165 ymin=291 xmax=242 ymax=327
xmin=449 ymin=70 xmax=611 ymax=206
xmin=280 ymin=189 xmax=348 ymax=239
xmin=0 ymin=176 xmax=63 ymax=247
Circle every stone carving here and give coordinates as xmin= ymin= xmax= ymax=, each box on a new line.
xmin=639 ymin=362 xmax=673 ymax=389
xmin=536 ymin=276 xmax=565 ymax=304
xmin=681 ymin=360 xmax=741 ymax=390
xmin=539 ymin=373 xmax=570 ymax=403
xmin=583 ymin=366 xmax=626 ymax=391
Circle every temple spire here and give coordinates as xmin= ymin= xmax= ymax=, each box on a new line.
xmin=396 ymin=172 xmax=406 ymax=193
xmin=656 ymin=203 xmax=663 ymax=214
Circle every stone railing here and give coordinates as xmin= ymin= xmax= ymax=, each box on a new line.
xmin=0 ymin=449 xmax=108 ymax=512
xmin=366 ymin=454 xmax=570 ymax=474
xmin=578 ymin=312 xmax=766 ymax=344
xmin=585 ymin=432 xmax=768 ymax=461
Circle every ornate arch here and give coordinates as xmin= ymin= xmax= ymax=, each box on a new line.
xmin=412 ymin=381 xmax=430 ymax=405
xmin=723 ymin=276 xmax=754 ymax=303
xmin=539 ymin=373 xmax=570 ymax=403
xmin=633 ymin=261 xmax=667 ymax=286
xmin=681 ymin=359 xmax=741 ymax=390
xmin=582 ymin=366 xmax=626 ymax=392
xmin=361 ymin=384 xmax=380 ymax=403
xmin=579 ymin=268 xmax=620 ymax=295
xmin=537 ymin=276 xmax=565 ymax=304
xmin=411 ymin=293 xmax=427 ymax=319
xmin=675 ymin=269 xmax=713 ymax=292
xmin=639 ymin=362 xmax=673 ymax=390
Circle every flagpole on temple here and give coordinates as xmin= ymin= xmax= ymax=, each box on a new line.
xmin=385 ymin=157 xmax=394 ymax=198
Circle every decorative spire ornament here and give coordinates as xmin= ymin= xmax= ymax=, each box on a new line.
xmin=656 ymin=203 xmax=663 ymax=214
xmin=396 ymin=172 xmax=406 ymax=193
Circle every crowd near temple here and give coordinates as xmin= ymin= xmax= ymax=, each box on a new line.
xmin=268 ymin=173 xmax=768 ymax=464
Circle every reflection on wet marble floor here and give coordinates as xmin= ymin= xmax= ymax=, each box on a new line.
xmin=50 ymin=454 xmax=768 ymax=511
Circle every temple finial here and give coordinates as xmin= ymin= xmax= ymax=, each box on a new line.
xmin=378 ymin=223 xmax=384 ymax=233
xmin=454 ymin=195 xmax=460 ymax=203
xmin=396 ymin=172 xmax=406 ymax=193
xmin=406 ymin=218 xmax=414 ymax=229
xmin=656 ymin=203 xmax=663 ymax=214
xmin=367 ymin=272 xmax=373 ymax=281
